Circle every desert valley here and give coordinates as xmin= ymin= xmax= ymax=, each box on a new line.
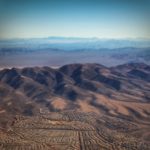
xmin=0 ymin=0 xmax=150 ymax=149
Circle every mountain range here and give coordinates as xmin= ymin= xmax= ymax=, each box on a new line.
xmin=0 ymin=62 xmax=150 ymax=125
xmin=0 ymin=37 xmax=150 ymax=68
xmin=0 ymin=62 xmax=150 ymax=149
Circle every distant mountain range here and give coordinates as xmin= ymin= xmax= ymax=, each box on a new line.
xmin=0 ymin=37 xmax=150 ymax=50
xmin=0 ymin=37 xmax=150 ymax=67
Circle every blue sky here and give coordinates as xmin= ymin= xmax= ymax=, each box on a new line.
xmin=0 ymin=0 xmax=150 ymax=39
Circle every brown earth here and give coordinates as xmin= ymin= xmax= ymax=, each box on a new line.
xmin=0 ymin=62 xmax=150 ymax=149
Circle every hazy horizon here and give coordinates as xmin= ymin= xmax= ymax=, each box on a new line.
xmin=0 ymin=0 xmax=150 ymax=67
xmin=1 ymin=36 xmax=150 ymax=41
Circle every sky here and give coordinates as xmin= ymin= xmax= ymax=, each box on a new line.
xmin=0 ymin=0 xmax=150 ymax=39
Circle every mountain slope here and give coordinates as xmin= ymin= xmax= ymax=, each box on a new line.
xmin=0 ymin=63 xmax=149 ymax=119
xmin=0 ymin=63 xmax=150 ymax=149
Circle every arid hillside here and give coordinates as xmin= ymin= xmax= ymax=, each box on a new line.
xmin=0 ymin=63 xmax=150 ymax=149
